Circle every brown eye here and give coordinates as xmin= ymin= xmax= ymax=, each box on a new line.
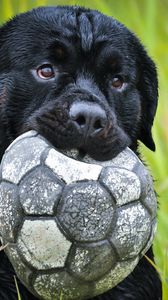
xmin=112 ymin=76 xmax=124 ymax=89
xmin=37 ymin=64 xmax=55 ymax=80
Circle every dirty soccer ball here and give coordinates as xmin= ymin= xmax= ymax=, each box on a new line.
xmin=0 ymin=131 xmax=157 ymax=300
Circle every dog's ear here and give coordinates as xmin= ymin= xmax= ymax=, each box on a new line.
xmin=136 ymin=44 xmax=158 ymax=151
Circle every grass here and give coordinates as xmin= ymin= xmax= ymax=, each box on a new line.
xmin=0 ymin=0 xmax=168 ymax=299
xmin=14 ymin=276 xmax=22 ymax=300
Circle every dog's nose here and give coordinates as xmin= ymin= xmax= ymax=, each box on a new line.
xmin=69 ymin=102 xmax=108 ymax=136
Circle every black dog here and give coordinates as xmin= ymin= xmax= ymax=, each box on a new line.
xmin=0 ymin=6 xmax=162 ymax=300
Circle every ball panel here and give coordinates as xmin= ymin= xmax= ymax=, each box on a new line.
xmin=45 ymin=148 xmax=102 ymax=184
xmin=81 ymin=148 xmax=138 ymax=170
xmin=100 ymin=167 xmax=141 ymax=206
xmin=134 ymin=163 xmax=154 ymax=198
xmin=110 ymin=148 xmax=140 ymax=170
xmin=141 ymin=220 xmax=157 ymax=256
xmin=19 ymin=166 xmax=63 ymax=215
xmin=5 ymin=130 xmax=37 ymax=153
xmin=34 ymin=271 xmax=92 ymax=300
xmin=110 ymin=203 xmax=151 ymax=259
xmin=17 ymin=219 xmax=71 ymax=269
xmin=0 ymin=182 xmax=21 ymax=242
xmin=93 ymin=257 xmax=139 ymax=297
xmin=5 ymin=244 xmax=32 ymax=288
xmin=1 ymin=137 xmax=47 ymax=184
xmin=68 ymin=241 xmax=116 ymax=282
xmin=57 ymin=182 xmax=114 ymax=242
xmin=142 ymin=187 xmax=157 ymax=220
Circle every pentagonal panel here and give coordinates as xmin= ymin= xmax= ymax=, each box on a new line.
xmin=45 ymin=148 xmax=102 ymax=184
xmin=17 ymin=219 xmax=71 ymax=269
xmin=19 ymin=166 xmax=63 ymax=215
xmin=34 ymin=271 xmax=91 ymax=300
xmin=1 ymin=136 xmax=47 ymax=184
xmin=0 ymin=182 xmax=21 ymax=242
xmin=110 ymin=203 xmax=151 ymax=259
xmin=100 ymin=167 xmax=141 ymax=206
xmin=69 ymin=241 xmax=116 ymax=281
xmin=57 ymin=181 xmax=114 ymax=242
xmin=94 ymin=257 xmax=138 ymax=298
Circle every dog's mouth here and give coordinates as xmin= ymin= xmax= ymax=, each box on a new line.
xmin=21 ymin=105 xmax=131 ymax=162
xmin=21 ymin=123 xmax=130 ymax=162
xmin=61 ymin=147 xmax=87 ymax=161
xmin=61 ymin=147 xmax=114 ymax=164
xmin=48 ymin=127 xmax=130 ymax=162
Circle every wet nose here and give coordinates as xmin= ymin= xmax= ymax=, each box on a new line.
xmin=69 ymin=102 xmax=108 ymax=136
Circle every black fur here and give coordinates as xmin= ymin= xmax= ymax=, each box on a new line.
xmin=0 ymin=6 xmax=162 ymax=300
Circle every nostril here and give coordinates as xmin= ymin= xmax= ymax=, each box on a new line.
xmin=75 ymin=115 xmax=86 ymax=126
xmin=69 ymin=102 xmax=108 ymax=135
xmin=93 ymin=119 xmax=103 ymax=130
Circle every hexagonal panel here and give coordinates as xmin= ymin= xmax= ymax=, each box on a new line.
xmin=17 ymin=219 xmax=71 ymax=269
xmin=80 ymin=147 xmax=138 ymax=170
xmin=5 ymin=130 xmax=37 ymax=153
xmin=94 ymin=257 xmax=139 ymax=298
xmin=0 ymin=182 xmax=21 ymax=242
xmin=134 ymin=163 xmax=153 ymax=198
xmin=19 ymin=166 xmax=63 ymax=215
xmin=141 ymin=220 xmax=157 ymax=256
xmin=100 ymin=167 xmax=141 ymax=206
xmin=109 ymin=147 xmax=139 ymax=170
xmin=110 ymin=203 xmax=151 ymax=259
xmin=34 ymin=271 xmax=91 ymax=300
xmin=45 ymin=148 xmax=102 ymax=184
xmin=68 ymin=241 xmax=116 ymax=281
xmin=142 ymin=186 xmax=157 ymax=219
xmin=1 ymin=136 xmax=47 ymax=184
xmin=57 ymin=181 xmax=114 ymax=242
xmin=5 ymin=244 xmax=32 ymax=287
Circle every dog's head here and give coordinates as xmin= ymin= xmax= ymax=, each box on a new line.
xmin=0 ymin=6 xmax=158 ymax=161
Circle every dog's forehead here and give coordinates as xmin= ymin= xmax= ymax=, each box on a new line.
xmin=0 ymin=6 xmax=135 ymax=69
xmin=36 ymin=7 xmax=132 ymax=55
xmin=19 ymin=7 xmax=130 ymax=50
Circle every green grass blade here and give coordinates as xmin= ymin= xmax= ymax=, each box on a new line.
xmin=14 ymin=276 xmax=22 ymax=300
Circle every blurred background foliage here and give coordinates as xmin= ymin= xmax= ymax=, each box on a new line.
xmin=0 ymin=0 xmax=168 ymax=298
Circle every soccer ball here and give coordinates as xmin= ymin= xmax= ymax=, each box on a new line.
xmin=0 ymin=131 xmax=157 ymax=300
